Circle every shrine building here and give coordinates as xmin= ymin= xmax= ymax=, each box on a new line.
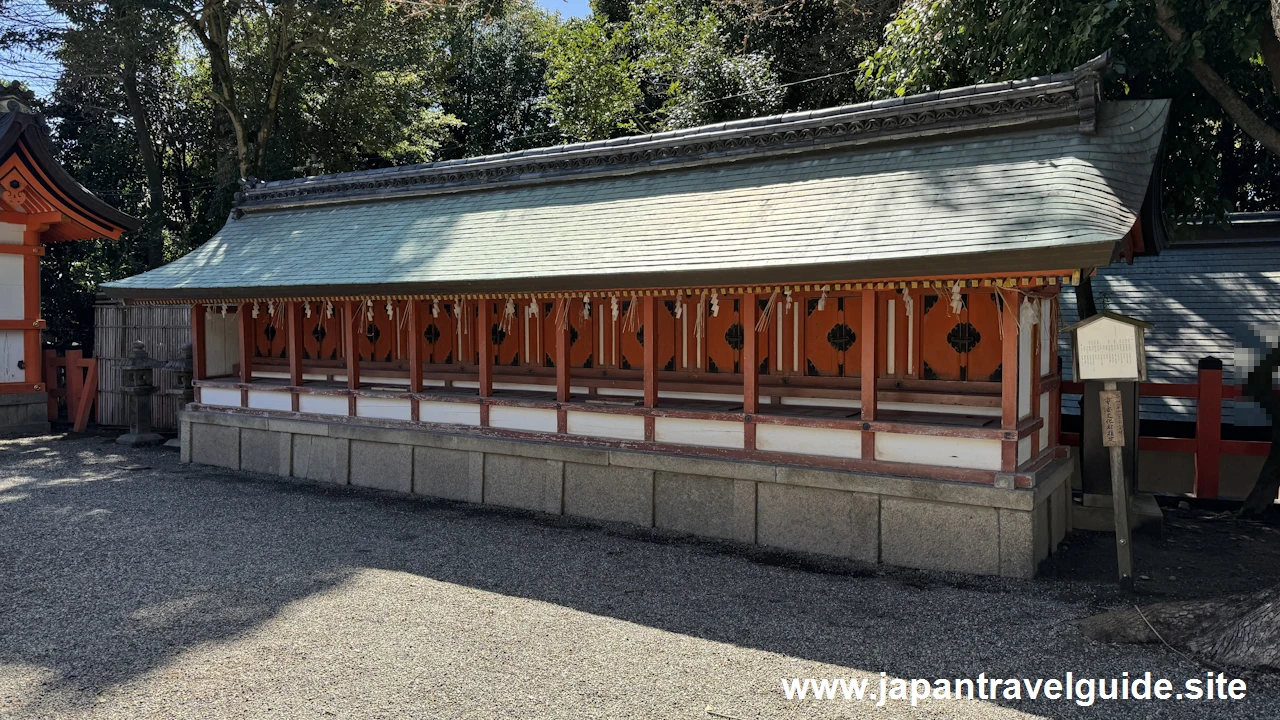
xmin=105 ymin=57 xmax=1169 ymax=577
xmin=0 ymin=84 xmax=138 ymax=433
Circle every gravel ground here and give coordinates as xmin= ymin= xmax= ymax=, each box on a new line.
xmin=0 ymin=434 xmax=1276 ymax=720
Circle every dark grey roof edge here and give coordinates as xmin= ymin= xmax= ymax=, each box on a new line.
xmin=102 ymin=241 xmax=1114 ymax=302
xmin=0 ymin=97 xmax=141 ymax=234
xmin=235 ymin=55 xmax=1110 ymax=213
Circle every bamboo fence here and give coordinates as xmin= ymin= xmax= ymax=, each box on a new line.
xmin=93 ymin=298 xmax=191 ymax=430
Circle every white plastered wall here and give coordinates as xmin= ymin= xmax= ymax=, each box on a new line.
xmin=205 ymin=311 xmax=240 ymax=377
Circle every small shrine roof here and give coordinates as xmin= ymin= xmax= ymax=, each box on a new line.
xmin=0 ymin=85 xmax=139 ymax=241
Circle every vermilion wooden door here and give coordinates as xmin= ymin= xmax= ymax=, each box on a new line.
xmin=801 ymin=293 xmax=861 ymax=377
xmin=301 ymin=306 xmax=342 ymax=361
xmin=920 ymin=291 xmax=1004 ymax=381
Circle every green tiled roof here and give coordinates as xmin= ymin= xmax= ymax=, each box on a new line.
xmin=105 ymin=98 xmax=1169 ymax=300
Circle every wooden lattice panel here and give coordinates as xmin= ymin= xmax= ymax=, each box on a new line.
xmin=301 ymin=306 xmax=342 ymax=361
xmin=965 ymin=292 xmax=1004 ymax=381
xmin=616 ymin=298 xmax=643 ymax=371
xmin=540 ymin=299 xmax=595 ymax=369
xmin=751 ymin=296 xmax=772 ymax=376
xmin=481 ymin=299 xmax=524 ymax=367
xmin=418 ymin=300 xmax=457 ymax=365
xmin=356 ymin=300 xmax=407 ymax=363
xmin=920 ymin=291 xmax=1004 ymax=382
xmin=252 ymin=308 xmax=288 ymax=359
xmin=799 ymin=293 xmax=862 ymax=377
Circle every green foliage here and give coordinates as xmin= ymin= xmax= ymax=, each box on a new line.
xmin=710 ymin=0 xmax=899 ymax=110
xmin=437 ymin=2 xmax=557 ymax=158
xmin=859 ymin=0 xmax=1280 ymax=217
xmin=542 ymin=0 xmax=781 ymax=140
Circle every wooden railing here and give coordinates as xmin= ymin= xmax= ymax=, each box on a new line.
xmin=43 ymin=349 xmax=97 ymax=432
xmin=1059 ymin=358 xmax=1271 ymax=499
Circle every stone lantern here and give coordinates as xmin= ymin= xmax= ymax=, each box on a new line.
xmin=165 ymin=343 xmax=195 ymax=406
xmin=117 ymin=340 xmax=164 ymax=447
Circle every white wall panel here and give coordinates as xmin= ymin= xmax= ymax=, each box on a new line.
xmin=0 ymin=330 xmax=23 ymax=382
xmin=756 ymin=424 xmax=861 ymax=459
xmin=875 ymin=432 xmax=1001 ymax=471
xmin=247 ymin=390 xmax=292 ymax=411
xmin=654 ymin=417 xmax=744 ymax=449
xmin=490 ymin=405 xmax=557 ymax=433
xmin=419 ymin=401 xmax=480 ymax=426
xmin=0 ymin=254 xmax=23 ymax=320
xmin=0 ymin=222 xmax=22 ymax=245
xmin=299 ymin=394 xmax=348 ymax=416
xmin=201 ymin=387 xmax=242 ymax=408
xmin=204 ymin=312 xmax=239 ymax=378
xmin=357 ymin=396 xmax=412 ymax=421
xmin=1018 ymin=316 xmax=1033 ymax=419
xmin=566 ymin=411 xmax=644 ymax=441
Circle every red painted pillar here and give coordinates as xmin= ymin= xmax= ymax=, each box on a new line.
xmin=343 ymin=301 xmax=362 ymax=415
xmin=1030 ymin=302 xmax=1042 ymax=457
xmin=643 ymin=296 xmax=658 ymax=407
xmin=742 ymin=292 xmax=758 ymax=450
xmin=1000 ymin=288 xmax=1020 ymax=472
xmin=741 ymin=292 xmax=758 ymax=414
xmin=190 ymin=304 xmax=206 ymax=382
xmin=555 ymin=299 xmax=571 ymax=403
xmin=286 ymin=302 xmax=304 ymax=387
xmin=285 ymin=302 xmax=303 ymax=411
xmin=643 ymin=296 xmax=657 ymax=441
xmin=21 ymin=226 xmax=41 ymax=388
xmin=407 ymin=300 xmax=423 ymax=394
xmin=1195 ymin=356 xmax=1223 ymax=499
xmin=238 ymin=302 xmax=255 ymax=384
xmin=861 ymin=288 xmax=878 ymax=459
xmin=1047 ymin=292 xmax=1061 ymax=449
xmin=343 ymin=301 xmax=361 ymax=390
xmin=478 ymin=300 xmax=493 ymax=398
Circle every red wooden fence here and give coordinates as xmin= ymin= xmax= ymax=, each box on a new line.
xmin=1059 ymin=358 xmax=1271 ymax=500
xmin=43 ymin=349 xmax=98 ymax=433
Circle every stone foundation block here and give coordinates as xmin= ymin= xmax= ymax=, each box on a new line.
xmin=180 ymin=410 xmax=1068 ymax=578
xmin=563 ymin=463 xmax=654 ymax=526
xmin=483 ymin=453 xmax=563 ymax=514
xmin=881 ymin=498 xmax=999 ymax=575
xmin=190 ymin=423 xmax=240 ymax=470
xmin=0 ymin=393 xmax=49 ymax=436
xmin=757 ymin=483 xmax=879 ymax=562
xmin=997 ymin=508 xmax=1035 ymax=578
xmin=240 ymin=428 xmax=287 ymax=476
xmin=414 ymin=446 xmax=483 ymax=503
xmin=654 ymin=472 xmax=749 ymax=542
xmin=292 ymin=435 xmax=349 ymax=484
xmin=349 ymin=440 xmax=412 ymax=493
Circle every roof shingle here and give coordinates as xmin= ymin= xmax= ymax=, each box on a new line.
xmin=104 ymin=100 xmax=1169 ymax=301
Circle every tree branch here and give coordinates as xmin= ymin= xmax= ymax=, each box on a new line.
xmin=1155 ymin=1 xmax=1280 ymax=157
xmin=253 ymin=1 xmax=300 ymax=175
xmin=1273 ymin=0 xmax=1279 ymax=46
xmin=1263 ymin=11 xmax=1280 ymax=99
xmin=121 ymin=54 xmax=167 ymax=269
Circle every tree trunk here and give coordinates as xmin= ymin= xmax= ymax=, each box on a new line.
xmin=1154 ymin=1 xmax=1280 ymax=157
xmin=1240 ymin=343 xmax=1280 ymax=518
xmin=1262 ymin=16 xmax=1280 ymax=98
xmin=1080 ymin=585 xmax=1280 ymax=670
xmin=1273 ymin=0 xmax=1280 ymax=49
xmin=121 ymin=56 xmax=166 ymax=269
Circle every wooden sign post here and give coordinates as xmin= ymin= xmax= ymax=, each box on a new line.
xmin=1099 ymin=384 xmax=1131 ymax=587
xmin=1063 ymin=312 xmax=1151 ymax=590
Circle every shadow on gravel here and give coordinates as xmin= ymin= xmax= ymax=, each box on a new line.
xmin=1 ymin=436 xmax=1277 ymax=719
